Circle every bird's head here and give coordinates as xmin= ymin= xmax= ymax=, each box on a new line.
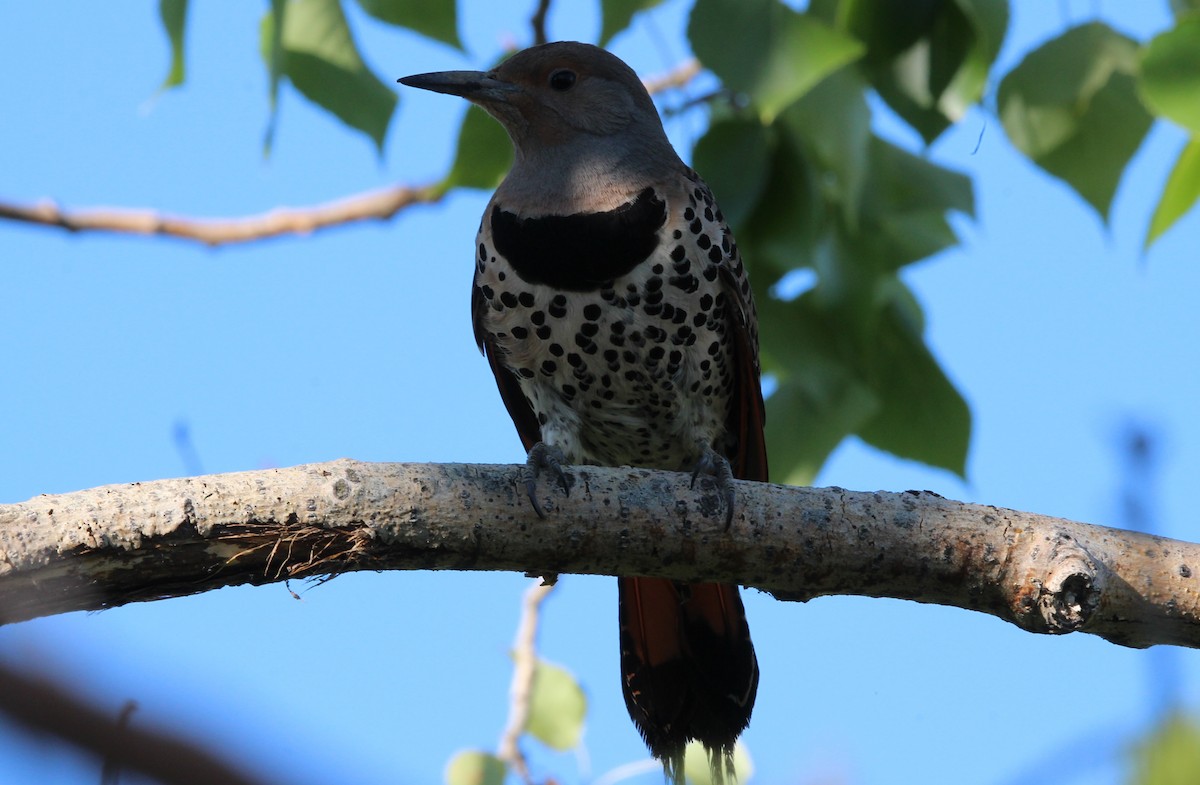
xmin=399 ymin=42 xmax=673 ymax=167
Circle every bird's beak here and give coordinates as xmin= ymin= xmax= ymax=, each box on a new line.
xmin=397 ymin=71 xmax=518 ymax=104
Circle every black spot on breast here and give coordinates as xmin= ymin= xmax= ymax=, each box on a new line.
xmin=490 ymin=188 xmax=667 ymax=291
xmin=583 ymin=303 xmax=601 ymax=321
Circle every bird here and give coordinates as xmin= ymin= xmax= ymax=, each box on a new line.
xmin=399 ymin=41 xmax=767 ymax=783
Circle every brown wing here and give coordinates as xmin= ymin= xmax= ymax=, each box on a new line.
xmin=472 ymin=281 xmax=541 ymax=451
xmin=719 ymin=265 xmax=769 ymax=483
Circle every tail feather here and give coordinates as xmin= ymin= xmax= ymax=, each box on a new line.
xmin=619 ymin=576 xmax=758 ymax=782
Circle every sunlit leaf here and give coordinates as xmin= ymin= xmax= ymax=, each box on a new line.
xmin=689 ymin=0 xmax=864 ymax=121
xmin=355 ymin=0 xmax=461 ymax=50
xmin=599 ymin=0 xmax=664 ymax=46
xmin=1139 ymin=15 xmax=1200 ymax=134
xmin=158 ymin=0 xmax=188 ymax=90
xmin=682 ymin=739 xmax=755 ymax=785
xmin=998 ymin=22 xmax=1153 ymax=221
xmin=525 ymin=659 xmax=586 ymax=751
xmin=260 ymin=0 xmax=398 ymax=154
xmin=1146 ymin=137 xmax=1200 ymax=249
xmin=1130 ymin=712 xmax=1200 ymax=785
xmin=692 ymin=118 xmax=773 ymax=231
xmin=444 ymin=750 xmax=506 ymax=785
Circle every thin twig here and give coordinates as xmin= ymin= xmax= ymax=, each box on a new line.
xmin=530 ymin=0 xmax=552 ymax=46
xmin=497 ymin=579 xmax=557 ymax=784
xmin=642 ymin=58 xmax=701 ymax=95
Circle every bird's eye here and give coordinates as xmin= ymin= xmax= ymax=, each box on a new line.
xmin=549 ymin=69 xmax=577 ymax=91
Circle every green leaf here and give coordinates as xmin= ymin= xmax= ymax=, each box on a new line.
xmin=261 ymin=0 xmax=288 ymax=154
xmin=599 ymin=0 xmax=664 ymax=46
xmin=738 ymin=135 xmax=821 ymax=277
xmin=689 ymin=0 xmax=864 ymax=122
xmin=692 ymin=118 xmax=772 ymax=231
xmin=1130 ymin=712 xmax=1200 ymax=785
xmin=841 ymin=0 xmax=1008 ymax=144
xmin=765 ymin=365 xmax=879 ymax=486
xmin=756 ymin=292 xmax=878 ymax=485
xmin=158 ymin=0 xmax=188 ymax=90
xmin=444 ymin=750 xmax=506 ymax=785
xmin=854 ymin=135 xmax=974 ymax=269
xmin=260 ymin=0 xmax=398 ymax=154
xmin=682 ymin=740 xmax=755 ymax=785
xmin=1170 ymin=0 xmax=1200 ymax=18
xmin=355 ymin=0 xmax=461 ymax=50
xmin=779 ymin=67 xmax=871 ymax=227
xmin=443 ymin=105 xmax=513 ymax=191
xmin=856 ymin=299 xmax=970 ymax=476
xmin=998 ymin=22 xmax=1153 ymax=221
xmin=524 ymin=659 xmax=586 ymax=751
xmin=1146 ymin=136 xmax=1200 ymax=249
xmin=1139 ymin=15 xmax=1200 ymax=134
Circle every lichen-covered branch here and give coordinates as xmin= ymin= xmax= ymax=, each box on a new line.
xmin=3 ymin=459 xmax=1196 ymax=649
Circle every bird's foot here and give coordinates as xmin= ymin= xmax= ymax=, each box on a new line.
xmin=690 ymin=444 xmax=736 ymax=529
xmin=522 ymin=442 xmax=570 ymax=518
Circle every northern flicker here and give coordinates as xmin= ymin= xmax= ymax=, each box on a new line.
xmin=400 ymin=41 xmax=766 ymax=782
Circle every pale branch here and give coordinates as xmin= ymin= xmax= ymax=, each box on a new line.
xmin=0 ymin=182 xmax=444 ymax=247
xmin=4 ymin=459 xmax=1195 ymax=649
xmin=497 ymin=580 xmax=556 ymax=785
xmin=1 ymin=61 xmax=701 ymax=247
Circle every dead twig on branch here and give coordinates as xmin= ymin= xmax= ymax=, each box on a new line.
xmin=2 ymin=460 xmax=1199 ymax=650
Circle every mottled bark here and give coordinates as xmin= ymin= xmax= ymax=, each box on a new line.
xmin=2 ymin=459 xmax=1197 ymax=648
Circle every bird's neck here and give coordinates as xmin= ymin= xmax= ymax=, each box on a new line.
xmin=498 ymin=134 xmax=681 ymax=216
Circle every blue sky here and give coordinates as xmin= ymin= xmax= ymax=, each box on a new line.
xmin=1 ymin=2 xmax=1198 ymax=784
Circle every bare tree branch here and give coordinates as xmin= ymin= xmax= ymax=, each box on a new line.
xmin=0 ymin=663 xmax=282 ymax=785
xmin=0 ymin=61 xmax=701 ymax=247
xmin=497 ymin=580 xmax=556 ymax=784
xmin=2 ymin=460 xmax=1198 ymax=649
xmin=0 ymin=183 xmax=444 ymax=247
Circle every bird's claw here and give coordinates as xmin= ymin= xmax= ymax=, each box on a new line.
xmin=522 ymin=442 xmax=570 ymax=518
xmin=691 ymin=444 xmax=736 ymax=529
